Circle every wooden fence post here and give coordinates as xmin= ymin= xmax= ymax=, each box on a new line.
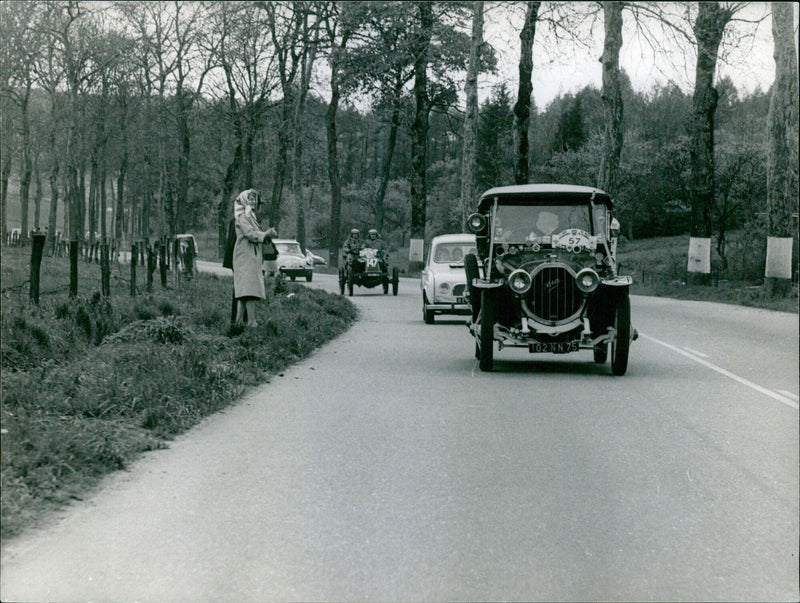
xmin=29 ymin=233 xmax=46 ymax=304
xmin=101 ymin=243 xmax=111 ymax=297
xmin=69 ymin=241 xmax=79 ymax=298
xmin=130 ymin=242 xmax=137 ymax=297
xmin=159 ymin=241 xmax=168 ymax=288
xmin=147 ymin=244 xmax=155 ymax=292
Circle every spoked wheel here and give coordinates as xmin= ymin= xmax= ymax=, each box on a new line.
xmin=391 ymin=268 xmax=399 ymax=296
xmin=338 ymin=268 xmax=345 ymax=295
xmin=423 ymin=294 xmax=434 ymax=324
xmin=610 ymin=293 xmax=631 ymax=376
xmin=464 ymin=253 xmax=480 ymax=321
xmin=478 ymin=289 xmax=494 ymax=372
xmin=383 ymin=276 xmax=389 ymax=294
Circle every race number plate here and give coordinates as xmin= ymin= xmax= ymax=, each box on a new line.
xmin=528 ymin=341 xmax=579 ymax=354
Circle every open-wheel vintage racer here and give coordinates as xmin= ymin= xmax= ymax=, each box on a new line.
xmin=339 ymin=247 xmax=399 ymax=296
xmin=465 ymin=184 xmax=637 ymax=374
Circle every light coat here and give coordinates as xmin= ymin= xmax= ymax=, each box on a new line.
xmin=233 ymin=211 xmax=271 ymax=299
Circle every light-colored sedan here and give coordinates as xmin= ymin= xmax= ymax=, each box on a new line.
xmin=420 ymin=233 xmax=477 ymax=324
xmin=271 ymin=239 xmax=314 ymax=282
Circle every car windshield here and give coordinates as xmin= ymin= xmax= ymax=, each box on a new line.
xmin=276 ymin=242 xmax=302 ymax=255
xmin=432 ymin=243 xmax=477 ymax=264
xmin=493 ymin=203 xmax=594 ymax=243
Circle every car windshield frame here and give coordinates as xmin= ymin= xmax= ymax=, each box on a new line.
xmin=491 ymin=201 xmax=601 ymax=243
xmin=276 ymin=242 xmax=303 ymax=255
xmin=431 ymin=242 xmax=478 ymax=264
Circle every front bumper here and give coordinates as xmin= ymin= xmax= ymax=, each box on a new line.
xmin=280 ymin=267 xmax=312 ymax=277
xmin=427 ymin=301 xmax=472 ymax=314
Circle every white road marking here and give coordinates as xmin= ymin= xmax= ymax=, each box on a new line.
xmin=777 ymin=390 xmax=799 ymax=402
xmin=682 ymin=346 xmax=709 ymax=358
xmin=640 ymin=333 xmax=799 ymax=410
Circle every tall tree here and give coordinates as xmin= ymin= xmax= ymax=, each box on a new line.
xmin=459 ymin=1 xmax=484 ymax=224
xmin=512 ymin=1 xmax=540 ymax=185
xmin=597 ymin=1 xmax=624 ymax=195
xmin=765 ymin=1 xmax=799 ymax=296
xmin=263 ymin=1 xmax=314 ymax=232
xmin=322 ymin=1 xmax=353 ymax=268
xmin=688 ymin=3 xmax=733 ymax=236
xmin=409 ymin=1 xmax=433 ymax=245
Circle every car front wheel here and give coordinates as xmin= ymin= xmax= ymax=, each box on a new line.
xmin=610 ymin=293 xmax=631 ymax=376
xmin=392 ymin=268 xmax=399 ymax=296
xmin=423 ymin=294 xmax=434 ymax=324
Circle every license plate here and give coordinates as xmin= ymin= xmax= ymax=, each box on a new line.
xmin=456 ymin=297 xmax=466 ymax=304
xmin=528 ymin=341 xmax=579 ymax=354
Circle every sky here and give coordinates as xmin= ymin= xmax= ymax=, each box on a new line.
xmin=479 ymin=2 xmax=789 ymax=110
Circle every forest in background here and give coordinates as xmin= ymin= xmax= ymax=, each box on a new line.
xmin=1 ymin=1 xmax=797 ymax=286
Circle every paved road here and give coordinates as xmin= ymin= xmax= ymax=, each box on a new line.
xmin=2 ymin=267 xmax=798 ymax=602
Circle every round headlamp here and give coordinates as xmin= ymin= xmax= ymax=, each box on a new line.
xmin=576 ymin=268 xmax=600 ymax=293
xmin=439 ymin=282 xmax=450 ymax=293
xmin=467 ymin=213 xmax=487 ymax=234
xmin=507 ymin=269 xmax=532 ymax=295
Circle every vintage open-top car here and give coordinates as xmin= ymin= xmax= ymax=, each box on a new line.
xmin=339 ymin=246 xmax=399 ymax=296
xmin=465 ymin=183 xmax=636 ymax=374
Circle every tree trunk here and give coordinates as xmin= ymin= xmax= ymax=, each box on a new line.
xmin=688 ymin=2 xmax=730 ymax=285
xmin=327 ymin=82 xmax=342 ymax=268
xmin=47 ymin=152 xmax=59 ymax=255
xmin=765 ymin=1 xmax=799 ymax=296
xmin=34 ymin=161 xmax=42 ymax=231
xmin=270 ymin=107 xmax=290 ymax=232
xmin=410 ymin=1 xmax=433 ymax=241
xmin=597 ymin=1 xmax=624 ymax=195
xmin=460 ymin=1 xmax=484 ymax=226
xmin=19 ymin=81 xmax=33 ymax=245
xmin=513 ymin=1 xmax=539 ymax=185
xmin=376 ymin=102 xmax=401 ymax=234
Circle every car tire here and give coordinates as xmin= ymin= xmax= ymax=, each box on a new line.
xmin=593 ymin=344 xmax=607 ymax=363
xmin=338 ymin=268 xmax=345 ymax=295
xmin=610 ymin=293 xmax=631 ymax=376
xmin=423 ymin=294 xmax=434 ymax=324
xmin=290 ymin=275 xmax=296 ymax=281
xmin=464 ymin=253 xmax=480 ymax=321
xmin=383 ymin=276 xmax=389 ymax=294
xmin=306 ymin=271 xmax=312 ymax=282
xmin=392 ymin=268 xmax=399 ymax=296
xmin=479 ymin=289 xmax=494 ymax=372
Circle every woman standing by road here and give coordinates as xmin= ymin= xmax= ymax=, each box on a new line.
xmin=232 ymin=189 xmax=276 ymax=327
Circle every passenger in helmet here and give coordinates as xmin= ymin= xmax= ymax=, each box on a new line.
xmin=342 ymin=228 xmax=363 ymax=267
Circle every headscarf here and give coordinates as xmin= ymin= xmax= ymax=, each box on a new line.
xmin=234 ymin=189 xmax=259 ymax=219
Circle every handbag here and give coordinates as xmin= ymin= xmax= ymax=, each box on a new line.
xmin=262 ymin=239 xmax=278 ymax=261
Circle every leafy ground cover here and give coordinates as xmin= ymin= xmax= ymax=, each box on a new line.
xmin=1 ymin=248 xmax=357 ymax=539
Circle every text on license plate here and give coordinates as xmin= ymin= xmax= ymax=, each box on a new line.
xmin=456 ymin=297 xmax=466 ymax=304
xmin=528 ymin=341 xmax=579 ymax=353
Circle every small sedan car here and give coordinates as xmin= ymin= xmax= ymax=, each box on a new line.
xmin=420 ymin=233 xmax=477 ymax=323
xmin=272 ymin=239 xmax=313 ymax=282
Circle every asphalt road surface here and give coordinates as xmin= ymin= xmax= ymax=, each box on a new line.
xmin=2 ymin=265 xmax=798 ymax=602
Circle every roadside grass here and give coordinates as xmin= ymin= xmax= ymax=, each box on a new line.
xmin=616 ymin=235 xmax=799 ymax=313
xmin=1 ymin=247 xmax=357 ymax=539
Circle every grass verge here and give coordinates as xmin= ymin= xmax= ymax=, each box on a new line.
xmin=1 ymin=248 xmax=357 ymax=539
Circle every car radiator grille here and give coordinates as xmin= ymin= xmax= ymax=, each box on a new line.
xmin=452 ymin=284 xmax=466 ymax=297
xmin=527 ymin=265 xmax=582 ymax=323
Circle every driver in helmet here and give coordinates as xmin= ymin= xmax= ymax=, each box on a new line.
xmin=366 ymin=228 xmax=388 ymax=263
xmin=342 ymin=228 xmax=363 ymax=266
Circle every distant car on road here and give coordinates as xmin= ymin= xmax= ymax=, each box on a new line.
xmin=272 ymin=239 xmax=313 ymax=282
xmin=305 ymin=250 xmax=327 ymax=266
xmin=420 ymin=233 xmax=477 ymax=324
